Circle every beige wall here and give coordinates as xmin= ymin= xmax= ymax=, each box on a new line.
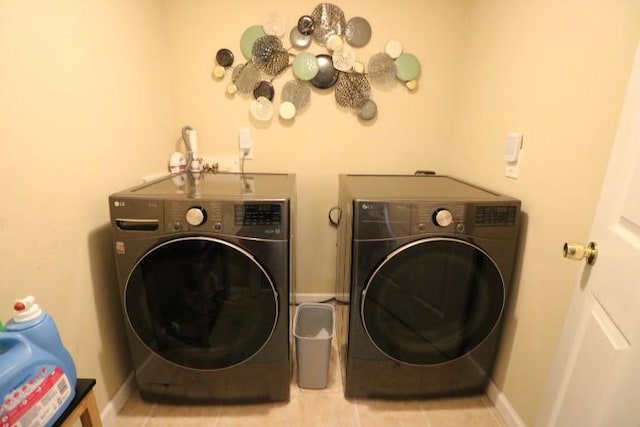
xmin=163 ymin=0 xmax=468 ymax=297
xmin=0 ymin=0 xmax=173 ymax=417
xmin=446 ymin=0 xmax=640 ymax=424
xmin=2 ymin=0 xmax=639 ymax=425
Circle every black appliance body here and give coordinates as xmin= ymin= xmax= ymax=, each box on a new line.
xmin=335 ymin=175 xmax=520 ymax=399
xmin=109 ymin=172 xmax=295 ymax=403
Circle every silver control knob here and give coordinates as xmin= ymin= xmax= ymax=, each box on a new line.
xmin=186 ymin=207 xmax=206 ymax=226
xmin=434 ymin=209 xmax=453 ymax=227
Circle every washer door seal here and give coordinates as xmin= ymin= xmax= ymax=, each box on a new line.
xmin=361 ymin=237 xmax=505 ymax=366
xmin=124 ymin=236 xmax=278 ymax=370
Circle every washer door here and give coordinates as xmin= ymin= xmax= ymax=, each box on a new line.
xmin=361 ymin=237 xmax=504 ymax=366
xmin=125 ymin=237 xmax=278 ymax=370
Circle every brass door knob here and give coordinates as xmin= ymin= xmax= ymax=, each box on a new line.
xmin=563 ymin=242 xmax=598 ymax=265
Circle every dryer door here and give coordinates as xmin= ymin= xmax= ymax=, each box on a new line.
xmin=124 ymin=236 xmax=278 ymax=370
xmin=361 ymin=237 xmax=504 ymax=365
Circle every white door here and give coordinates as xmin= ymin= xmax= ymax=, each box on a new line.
xmin=537 ymin=41 xmax=640 ymax=426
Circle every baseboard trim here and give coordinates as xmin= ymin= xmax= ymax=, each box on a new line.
xmin=487 ymin=380 xmax=526 ymax=427
xmin=293 ymin=293 xmax=335 ymax=304
xmin=101 ymin=373 xmax=135 ymax=427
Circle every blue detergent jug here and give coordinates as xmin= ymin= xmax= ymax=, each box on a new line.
xmin=1 ymin=296 xmax=77 ymax=427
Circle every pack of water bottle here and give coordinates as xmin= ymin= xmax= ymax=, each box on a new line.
xmin=0 ymin=296 xmax=77 ymax=427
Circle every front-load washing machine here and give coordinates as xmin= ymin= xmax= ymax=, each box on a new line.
xmin=335 ymin=174 xmax=520 ymax=399
xmin=109 ymin=172 xmax=295 ymax=403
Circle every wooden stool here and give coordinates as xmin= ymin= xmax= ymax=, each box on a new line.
xmin=53 ymin=378 xmax=102 ymax=427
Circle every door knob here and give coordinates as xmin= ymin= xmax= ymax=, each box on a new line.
xmin=563 ymin=242 xmax=598 ymax=265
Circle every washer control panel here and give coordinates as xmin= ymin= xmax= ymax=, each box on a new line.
xmin=165 ymin=200 xmax=287 ymax=238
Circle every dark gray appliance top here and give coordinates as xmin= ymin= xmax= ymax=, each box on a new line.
xmin=340 ymin=174 xmax=516 ymax=202
xmin=113 ymin=172 xmax=295 ymax=201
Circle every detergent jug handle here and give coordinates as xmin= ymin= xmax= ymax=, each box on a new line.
xmin=0 ymin=332 xmax=32 ymax=374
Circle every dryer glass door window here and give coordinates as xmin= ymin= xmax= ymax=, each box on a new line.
xmin=125 ymin=237 xmax=278 ymax=370
xmin=361 ymin=238 xmax=504 ymax=365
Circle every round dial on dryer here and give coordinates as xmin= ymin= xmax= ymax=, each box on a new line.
xmin=433 ymin=209 xmax=453 ymax=227
xmin=186 ymin=207 xmax=207 ymax=226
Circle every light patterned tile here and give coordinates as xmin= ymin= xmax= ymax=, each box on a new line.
xmin=356 ymin=399 xmax=429 ymax=427
xmin=215 ymin=401 xmax=290 ymax=427
xmin=421 ymin=395 xmax=507 ymax=427
xmin=112 ymin=391 xmax=156 ymax=427
xmin=287 ymin=393 xmax=359 ymax=427
xmin=146 ymin=402 xmax=219 ymax=427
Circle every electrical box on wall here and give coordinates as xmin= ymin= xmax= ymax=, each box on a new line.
xmin=505 ymin=133 xmax=523 ymax=179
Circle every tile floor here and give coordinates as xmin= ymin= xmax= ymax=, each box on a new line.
xmin=113 ymin=336 xmax=507 ymax=427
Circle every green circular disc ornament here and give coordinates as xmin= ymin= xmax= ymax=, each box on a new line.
xmin=395 ymin=53 xmax=421 ymax=82
xmin=293 ymin=52 xmax=320 ymax=81
xmin=240 ymin=25 xmax=266 ymax=60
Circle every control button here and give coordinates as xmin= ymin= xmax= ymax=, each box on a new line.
xmin=186 ymin=207 xmax=207 ymax=226
xmin=456 ymin=223 xmax=465 ymax=233
xmin=434 ymin=209 xmax=453 ymax=227
xmin=417 ymin=223 xmax=427 ymax=232
xmin=213 ymin=222 xmax=222 ymax=231
xmin=172 ymin=221 xmax=182 ymax=231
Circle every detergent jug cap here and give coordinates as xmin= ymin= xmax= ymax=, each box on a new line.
xmin=12 ymin=295 xmax=43 ymax=323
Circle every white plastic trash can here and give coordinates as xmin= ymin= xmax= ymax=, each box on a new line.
xmin=294 ymin=303 xmax=335 ymax=389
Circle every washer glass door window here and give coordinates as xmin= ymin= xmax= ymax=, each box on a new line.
xmin=125 ymin=237 xmax=278 ymax=370
xmin=361 ymin=238 xmax=504 ymax=366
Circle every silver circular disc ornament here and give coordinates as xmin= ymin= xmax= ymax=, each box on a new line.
xmin=292 ymin=52 xmax=320 ymax=81
xmin=395 ymin=53 xmax=422 ymax=81
xmin=297 ymin=15 xmax=315 ymax=36
xmin=310 ymin=3 xmax=346 ymax=46
xmin=358 ymin=99 xmax=377 ymax=121
xmin=290 ymin=26 xmax=312 ymax=49
xmin=263 ymin=12 xmax=287 ymax=37
xmin=311 ymin=54 xmax=339 ymax=89
xmin=335 ymin=72 xmax=371 ymax=109
xmin=332 ymin=46 xmax=356 ymax=72
xmin=282 ymin=79 xmax=311 ymax=109
xmin=345 ymin=17 xmax=372 ymax=47
xmin=250 ymin=96 xmax=274 ymax=121
xmin=240 ymin=25 xmax=267 ymax=59
xmin=368 ymin=52 xmax=397 ymax=85
xmin=231 ymin=62 xmax=261 ymax=94
xmin=252 ymin=35 xmax=289 ymax=76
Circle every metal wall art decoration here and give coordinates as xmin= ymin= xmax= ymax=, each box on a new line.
xmin=212 ymin=3 xmax=421 ymax=122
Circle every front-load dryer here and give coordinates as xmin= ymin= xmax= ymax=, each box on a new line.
xmin=109 ymin=172 xmax=295 ymax=403
xmin=335 ymin=174 xmax=520 ymax=399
